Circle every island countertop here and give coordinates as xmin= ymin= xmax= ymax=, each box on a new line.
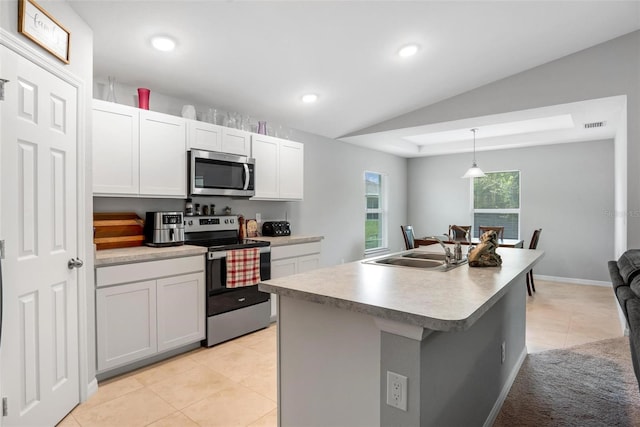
xmin=259 ymin=245 xmax=543 ymax=332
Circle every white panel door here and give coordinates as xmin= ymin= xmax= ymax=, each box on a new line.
xmin=139 ymin=110 xmax=187 ymax=197
xmin=0 ymin=46 xmax=79 ymax=427
xmin=156 ymin=272 xmax=205 ymax=352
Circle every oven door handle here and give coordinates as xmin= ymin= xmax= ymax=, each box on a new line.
xmin=243 ymin=163 xmax=250 ymax=191
xmin=208 ymin=251 xmax=227 ymax=261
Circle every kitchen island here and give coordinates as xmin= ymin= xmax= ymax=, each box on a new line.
xmin=259 ymin=245 xmax=543 ymax=426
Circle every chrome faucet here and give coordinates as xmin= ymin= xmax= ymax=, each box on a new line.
xmin=424 ymin=236 xmax=453 ymax=265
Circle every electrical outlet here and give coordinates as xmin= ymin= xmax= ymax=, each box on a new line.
xmin=255 ymin=213 xmax=262 ymax=223
xmin=386 ymin=371 xmax=408 ymax=411
xmin=501 ymin=341 xmax=506 ymax=364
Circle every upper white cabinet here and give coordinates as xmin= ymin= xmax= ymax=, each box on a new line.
xmin=92 ymin=100 xmax=187 ymax=198
xmin=93 ymin=101 xmax=140 ymax=195
xmin=251 ymin=134 xmax=304 ymax=200
xmin=221 ymin=127 xmax=251 ymax=156
xmin=186 ymin=120 xmax=250 ymax=157
xmin=139 ymin=110 xmax=187 ymax=197
xmin=187 ymin=120 xmax=222 ymax=152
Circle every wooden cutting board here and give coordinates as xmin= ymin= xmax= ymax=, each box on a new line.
xmin=93 ymin=212 xmax=145 ymax=250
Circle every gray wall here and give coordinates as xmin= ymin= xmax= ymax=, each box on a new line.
xmin=409 ymin=140 xmax=615 ymax=282
xmin=351 ymin=30 xmax=639 ymax=253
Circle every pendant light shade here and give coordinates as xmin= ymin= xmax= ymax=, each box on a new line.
xmin=462 ymin=128 xmax=485 ymax=178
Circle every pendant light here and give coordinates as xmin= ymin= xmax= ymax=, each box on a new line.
xmin=462 ymin=128 xmax=485 ymax=178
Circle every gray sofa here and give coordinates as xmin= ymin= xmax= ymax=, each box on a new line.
xmin=608 ymin=250 xmax=640 ymax=391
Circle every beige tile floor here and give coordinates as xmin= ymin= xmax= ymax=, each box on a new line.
xmin=58 ymin=279 xmax=622 ymax=427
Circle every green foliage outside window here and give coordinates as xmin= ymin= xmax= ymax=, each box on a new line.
xmin=474 ymin=171 xmax=520 ymax=209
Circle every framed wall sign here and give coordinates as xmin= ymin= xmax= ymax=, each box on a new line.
xmin=18 ymin=0 xmax=71 ymax=64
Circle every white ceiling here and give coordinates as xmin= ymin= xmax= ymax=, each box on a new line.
xmin=68 ymin=1 xmax=640 ymax=156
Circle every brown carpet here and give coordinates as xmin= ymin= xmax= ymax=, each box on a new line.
xmin=494 ymin=337 xmax=640 ymax=427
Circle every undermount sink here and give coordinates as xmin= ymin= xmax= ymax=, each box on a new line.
xmin=401 ymin=252 xmax=447 ymax=261
xmin=364 ymin=251 xmax=467 ymax=271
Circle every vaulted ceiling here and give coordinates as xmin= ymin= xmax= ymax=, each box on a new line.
xmin=69 ymin=1 xmax=640 ymax=157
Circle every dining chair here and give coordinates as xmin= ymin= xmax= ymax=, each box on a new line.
xmin=526 ymin=228 xmax=542 ymax=296
xmin=400 ymin=225 xmax=415 ymax=250
xmin=478 ymin=226 xmax=505 ymax=241
xmin=449 ymin=225 xmax=471 ymax=241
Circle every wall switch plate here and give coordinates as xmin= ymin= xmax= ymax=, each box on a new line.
xmin=386 ymin=371 xmax=408 ymax=411
xmin=255 ymin=213 xmax=262 ymax=223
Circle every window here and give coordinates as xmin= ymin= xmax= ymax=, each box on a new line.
xmin=365 ymin=171 xmax=387 ymax=252
xmin=472 ymin=171 xmax=520 ymax=239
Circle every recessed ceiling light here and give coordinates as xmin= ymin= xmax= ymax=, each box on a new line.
xmin=301 ymin=93 xmax=318 ymax=104
xmin=398 ymin=44 xmax=419 ymax=58
xmin=151 ymin=36 xmax=176 ymax=52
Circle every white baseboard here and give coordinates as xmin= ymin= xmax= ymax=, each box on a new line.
xmin=534 ymin=274 xmax=610 ymax=287
xmin=483 ymin=346 xmax=528 ymax=427
xmin=86 ymin=378 xmax=98 ymax=402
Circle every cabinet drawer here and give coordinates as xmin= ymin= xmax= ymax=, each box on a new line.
xmin=271 ymin=241 xmax=321 ymax=260
xmin=96 ymin=255 xmax=204 ymax=288
xmin=208 ymin=286 xmax=270 ymax=316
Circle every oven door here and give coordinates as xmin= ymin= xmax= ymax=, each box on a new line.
xmin=206 ymin=247 xmax=270 ymax=316
xmin=189 ymin=149 xmax=255 ymax=197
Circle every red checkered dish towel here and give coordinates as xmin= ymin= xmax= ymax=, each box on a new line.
xmin=226 ymin=248 xmax=261 ymax=288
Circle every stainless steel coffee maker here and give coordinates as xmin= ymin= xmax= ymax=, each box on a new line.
xmin=144 ymin=212 xmax=185 ymax=247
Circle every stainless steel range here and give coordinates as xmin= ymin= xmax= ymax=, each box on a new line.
xmin=184 ymin=215 xmax=271 ymax=347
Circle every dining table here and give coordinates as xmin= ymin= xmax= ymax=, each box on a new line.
xmin=415 ymin=236 xmax=525 ymax=249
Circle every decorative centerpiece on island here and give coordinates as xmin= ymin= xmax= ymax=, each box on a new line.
xmin=468 ymin=230 xmax=503 ymax=267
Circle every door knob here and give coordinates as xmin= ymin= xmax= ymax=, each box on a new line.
xmin=67 ymin=257 xmax=84 ymax=270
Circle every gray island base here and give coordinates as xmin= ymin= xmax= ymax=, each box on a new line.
xmin=259 ymin=245 xmax=544 ymax=426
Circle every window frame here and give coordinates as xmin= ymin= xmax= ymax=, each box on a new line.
xmin=364 ymin=170 xmax=388 ymax=255
xmin=470 ymin=170 xmax=521 ymax=239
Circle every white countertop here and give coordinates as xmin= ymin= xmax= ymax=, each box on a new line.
xmin=259 ymin=245 xmax=544 ymax=332
xmin=95 ymin=244 xmax=208 ymax=267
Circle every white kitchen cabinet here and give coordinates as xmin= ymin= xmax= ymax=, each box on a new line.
xmin=157 ymin=272 xmax=205 ymax=352
xmin=221 ymin=127 xmax=251 ymax=156
xmin=186 ymin=120 xmax=250 ymax=156
xmin=251 ymin=134 xmax=304 ymax=200
xmin=139 ymin=110 xmax=187 ymax=197
xmin=278 ymin=140 xmax=304 ymax=199
xmin=187 ymin=120 xmax=222 ymax=152
xmin=93 ymin=100 xmax=140 ymax=195
xmin=95 ymin=256 xmax=205 ymax=373
xmin=92 ymin=100 xmax=187 ymax=198
xmin=270 ymin=241 xmax=321 ymax=319
xmin=272 ymin=258 xmax=297 ymax=278
xmin=96 ymin=280 xmax=157 ymax=371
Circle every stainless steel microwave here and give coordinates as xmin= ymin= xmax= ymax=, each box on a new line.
xmin=188 ymin=150 xmax=255 ymax=197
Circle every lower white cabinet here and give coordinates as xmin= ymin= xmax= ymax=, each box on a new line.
xmin=96 ymin=256 xmax=205 ymax=372
xmin=270 ymin=241 xmax=321 ymax=319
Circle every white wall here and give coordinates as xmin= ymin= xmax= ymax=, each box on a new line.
xmin=351 ymin=30 xmax=639 ymax=255
xmin=409 ymin=140 xmax=614 ymax=282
